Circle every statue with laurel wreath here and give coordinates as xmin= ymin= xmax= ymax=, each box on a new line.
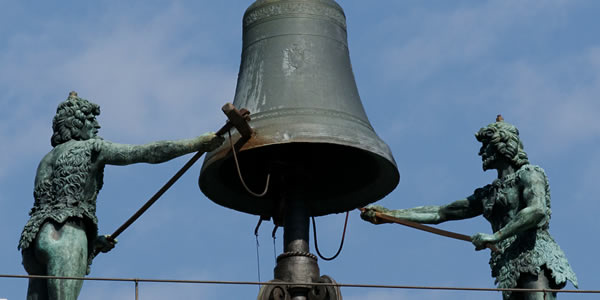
xmin=361 ymin=116 xmax=577 ymax=300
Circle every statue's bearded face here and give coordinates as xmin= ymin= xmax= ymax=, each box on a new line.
xmin=477 ymin=126 xmax=499 ymax=171
xmin=79 ymin=115 xmax=100 ymax=140
xmin=479 ymin=141 xmax=498 ymax=171
xmin=479 ymin=143 xmax=496 ymax=171
xmin=475 ymin=121 xmax=530 ymax=171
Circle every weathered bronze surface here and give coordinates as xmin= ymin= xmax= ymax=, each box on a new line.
xmin=200 ymin=1 xmax=395 ymax=299
xmin=19 ymin=92 xmax=224 ymax=300
xmin=362 ymin=117 xmax=578 ymax=300
xmin=199 ymin=0 xmax=399 ymax=218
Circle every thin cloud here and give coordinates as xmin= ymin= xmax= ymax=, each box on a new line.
xmin=377 ymin=0 xmax=573 ymax=84
xmin=500 ymin=49 xmax=600 ymax=152
xmin=55 ymin=4 xmax=237 ymax=141
xmin=374 ymin=0 xmax=598 ymax=157
xmin=0 ymin=3 xmax=238 ymax=179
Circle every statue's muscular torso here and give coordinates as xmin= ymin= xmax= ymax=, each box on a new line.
xmin=20 ymin=139 xmax=104 ymax=257
xmin=20 ymin=134 xmax=218 ymax=252
xmin=475 ymin=165 xmax=549 ymax=233
xmin=474 ymin=165 xmax=576 ymax=297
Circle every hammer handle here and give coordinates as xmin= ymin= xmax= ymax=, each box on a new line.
xmin=107 ymin=103 xmax=252 ymax=243
xmin=359 ymin=208 xmax=499 ymax=252
xmin=108 ymin=150 xmax=205 ymax=241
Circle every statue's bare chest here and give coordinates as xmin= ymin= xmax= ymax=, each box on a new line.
xmin=481 ymin=176 xmax=523 ymax=231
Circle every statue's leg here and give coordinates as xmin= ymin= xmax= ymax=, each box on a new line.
xmin=22 ymin=247 xmax=48 ymax=300
xmin=516 ymin=269 xmax=557 ymax=300
xmin=34 ymin=220 xmax=88 ymax=300
xmin=26 ymin=278 xmax=48 ymax=300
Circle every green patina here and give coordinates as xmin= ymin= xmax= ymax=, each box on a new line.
xmin=19 ymin=92 xmax=224 ymax=300
xmin=362 ymin=118 xmax=577 ymax=300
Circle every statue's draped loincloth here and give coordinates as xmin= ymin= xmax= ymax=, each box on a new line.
xmin=19 ymin=207 xmax=98 ymax=272
xmin=490 ymin=228 xmax=578 ymax=292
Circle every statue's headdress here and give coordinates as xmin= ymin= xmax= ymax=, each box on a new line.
xmin=475 ymin=115 xmax=529 ymax=169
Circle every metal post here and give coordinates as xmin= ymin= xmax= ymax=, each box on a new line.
xmin=273 ymin=196 xmax=320 ymax=300
xmin=283 ymin=197 xmax=309 ymax=253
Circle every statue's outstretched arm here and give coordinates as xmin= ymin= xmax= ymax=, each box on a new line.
xmin=97 ymin=133 xmax=224 ymax=166
xmin=361 ymin=195 xmax=483 ymax=225
xmin=471 ymin=171 xmax=547 ymax=250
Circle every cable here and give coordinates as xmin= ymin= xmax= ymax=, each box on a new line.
xmin=0 ymin=274 xmax=595 ymax=294
xmin=228 ymin=130 xmax=270 ymax=197
xmin=272 ymin=225 xmax=278 ymax=262
xmin=254 ymin=218 xmax=262 ymax=291
xmin=312 ymin=211 xmax=349 ymax=261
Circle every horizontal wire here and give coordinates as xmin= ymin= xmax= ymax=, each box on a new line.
xmin=0 ymin=274 xmax=595 ymax=294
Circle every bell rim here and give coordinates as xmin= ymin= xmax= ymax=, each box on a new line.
xmin=199 ymin=139 xmax=399 ymax=217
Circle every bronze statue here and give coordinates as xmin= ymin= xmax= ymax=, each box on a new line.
xmin=361 ymin=116 xmax=577 ymax=300
xmin=18 ymin=92 xmax=224 ymax=300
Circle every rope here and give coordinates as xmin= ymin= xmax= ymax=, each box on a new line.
xmin=0 ymin=274 xmax=594 ymax=294
xmin=272 ymin=225 xmax=278 ymax=262
xmin=254 ymin=218 xmax=262 ymax=291
xmin=228 ymin=130 xmax=270 ymax=197
xmin=311 ymin=212 xmax=349 ymax=261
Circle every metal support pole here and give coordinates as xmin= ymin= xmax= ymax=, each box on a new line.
xmin=283 ymin=197 xmax=309 ymax=253
xmin=273 ymin=196 xmax=320 ymax=300
xmin=257 ymin=177 xmax=342 ymax=300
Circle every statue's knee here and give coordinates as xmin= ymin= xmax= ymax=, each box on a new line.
xmin=26 ymin=277 xmax=49 ymax=300
xmin=521 ymin=291 xmax=556 ymax=300
xmin=22 ymin=247 xmax=45 ymax=275
xmin=516 ymin=270 xmax=558 ymax=300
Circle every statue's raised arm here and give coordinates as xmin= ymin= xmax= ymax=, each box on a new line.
xmin=361 ymin=195 xmax=483 ymax=225
xmin=96 ymin=133 xmax=222 ymax=166
xmin=18 ymin=92 xmax=224 ymax=300
xmin=360 ymin=116 xmax=577 ymax=300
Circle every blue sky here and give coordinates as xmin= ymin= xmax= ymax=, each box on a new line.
xmin=1 ymin=1 xmax=599 ymax=299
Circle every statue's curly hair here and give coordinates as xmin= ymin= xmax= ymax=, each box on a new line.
xmin=475 ymin=120 xmax=529 ymax=169
xmin=51 ymin=94 xmax=101 ymax=147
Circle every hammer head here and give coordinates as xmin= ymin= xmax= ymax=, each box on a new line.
xmin=217 ymin=103 xmax=253 ymax=138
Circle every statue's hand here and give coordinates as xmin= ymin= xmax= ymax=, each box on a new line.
xmin=94 ymin=235 xmax=118 ymax=254
xmin=471 ymin=232 xmax=497 ymax=251
xmin=360 ymin=205 xmax=390 ymax=225
xmin=200 ymin=132 xmax=225 ymax=152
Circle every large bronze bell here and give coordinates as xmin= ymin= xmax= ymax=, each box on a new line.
xmin=200 ymin=1 xmax=399 ymax=298
xmin=199 ymin=0 xmax=399 ymax=218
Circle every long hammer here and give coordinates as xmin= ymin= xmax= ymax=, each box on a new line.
xmin=104 ymin=103 xmax=252 ymax=245
xmin=358 ymin=207 xmax=499 ymax=252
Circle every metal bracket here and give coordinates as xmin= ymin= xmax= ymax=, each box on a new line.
xmin=257 ymin=276 xmax=342 ymax=300
xmin=257 ymin=280 xmax=291 ymax=300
